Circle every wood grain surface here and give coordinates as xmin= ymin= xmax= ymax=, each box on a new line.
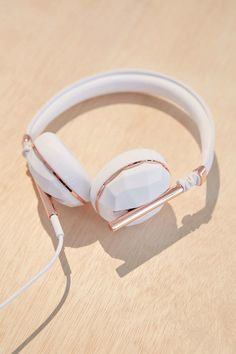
xmin=0 ymin=1 xmax=236 ymax=353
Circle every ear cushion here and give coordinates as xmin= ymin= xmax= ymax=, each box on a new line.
xmin=27 ymin=132 xmax=91 ymax=206
xmin=90 ymin=149 xmax=171 ymax=225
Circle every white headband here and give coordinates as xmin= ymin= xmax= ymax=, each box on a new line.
xmin=27 ymin=69 xmax=215 ymax=174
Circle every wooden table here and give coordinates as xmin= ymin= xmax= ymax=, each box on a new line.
xmin=0 ymin=1 xmax=236 ymax=353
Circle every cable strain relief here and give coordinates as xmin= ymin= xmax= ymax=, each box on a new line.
xmin=50 ymin=214 xmax=64 ymax=239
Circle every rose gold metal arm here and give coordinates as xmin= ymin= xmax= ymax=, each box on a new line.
xmin=109 ymin=184 xmax=184 ymax=231
xmin=109 ymin=165 xmax=207 ymax=231
xmin=34 ymin=182 xmax=58 ymax=218
xmin=22 ymin=135 xmax=58 ymax=218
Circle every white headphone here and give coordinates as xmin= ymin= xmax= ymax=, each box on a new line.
xmin=0 ymin=69 xmax=215 ymax=309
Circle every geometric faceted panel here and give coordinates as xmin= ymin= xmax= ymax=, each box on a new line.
xmin=98 ymin=162 xmax=171 ymax=226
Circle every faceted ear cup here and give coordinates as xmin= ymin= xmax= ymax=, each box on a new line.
xmin=90 ymin=149 xmax=171 ymax=226
xmin=27 ymin=132 xmax=91 ymax=207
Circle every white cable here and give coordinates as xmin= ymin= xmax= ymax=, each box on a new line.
xmin=0 ymin=215 xmax=64 ymax=310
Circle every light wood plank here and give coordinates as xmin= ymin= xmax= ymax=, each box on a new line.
xmin=0 ymin=0 xmax=236 ymax=353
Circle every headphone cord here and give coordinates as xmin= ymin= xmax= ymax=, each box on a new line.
xmin=0 ymin=215 xmax=64 ymax=310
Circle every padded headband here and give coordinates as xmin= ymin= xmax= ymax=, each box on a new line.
xmin=27 ymin=69 xmax=215 ymax=173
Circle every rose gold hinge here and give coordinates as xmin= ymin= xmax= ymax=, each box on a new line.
xmin=193 ymin=165 xmax=207 ymax=185
xmin=22 ymin=134 xmax=32 ymax=146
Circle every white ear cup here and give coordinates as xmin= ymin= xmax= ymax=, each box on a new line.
xmin=27 ymin=148 xmax=79 ymax=206
xmin=27 ymin=132 xmax=91 ymax=207
xmin=90 ymin=149 xmax=171 ymax=226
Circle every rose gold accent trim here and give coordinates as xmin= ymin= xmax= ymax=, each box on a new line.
xmin=109 ymin=184 xmax=184 ymax=231
xmin=22 ymin=134 xmax=87 ymax=205
xmin=194 ymin=165 xmax=207 ymax=185
xmin=95 ymin=160 xmax=170 ymax=214
xmin=34 ymin=181 xmax=58 ymax=218
xmin=22 ymin=134 xmax=32 ymax=145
